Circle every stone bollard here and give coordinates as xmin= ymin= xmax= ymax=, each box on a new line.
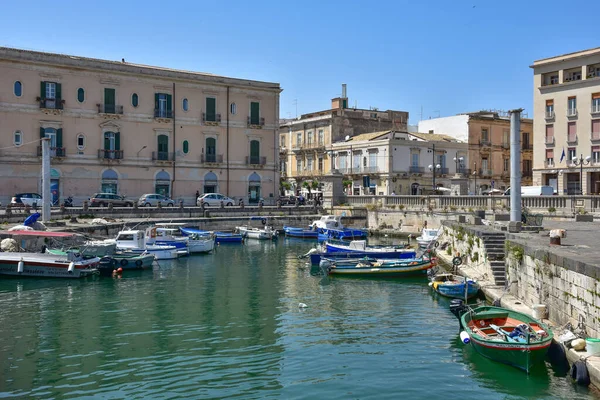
xmin=83 ymin=200 xmax=89 ymax=211
xmin=133 ymin=202 xmax=138 ymax=210
xmin=157 ymin=201 xmax=162 ymax=209
xmin=5 ymin=204 xmax=11 ymax=217
xmin=549 ymin=229 xmax=566 ymax=245
xmin=258 ymin=200 xmax=264 ymax=209
xmin=220 ymin=200 xmax=225 ymax=209
xmin=276 ymin=200 xmax=282 ymax=209
xmin=179 ymin=200 xmax=184 ymax=209
xmin=108 ymin=203 xmax=113 ymax=211
xmin=60 ymin=204 xmax=65 ymax=213
xmin=204 ymin=210 xmax=210 ymax=218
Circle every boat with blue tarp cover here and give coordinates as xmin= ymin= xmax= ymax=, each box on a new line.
xmin=283 ymin=226 xmax=319 ymax=239
xmin=180 ymin=227 xmax=243 ymax=243
xmin=325 ymin=239 xmax=409 ymax=253
xmin=303 ymin=246 xmax=417 ymax=265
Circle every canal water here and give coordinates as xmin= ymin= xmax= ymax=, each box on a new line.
xmin=0 ymin=238 xmax=596 ymax=399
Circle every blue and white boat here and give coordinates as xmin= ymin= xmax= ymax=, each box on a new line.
xmin=180 ymin=227 xmax=243 ymax=244
xmin=114 ymin=230 xmax=179 ymax=260
xmin=283 ymin=226 xmax=319 ymax=239
xmin=309 ymin=215 xmax=368 ymax=241
xmin=429 ymin=273 xmax=480 ymax=299
xmin=325 ymin=239 xmax=409 ymax=253
xmin=303 ymin=245 xmax=417 ymax=265
xmin=150 ymin=225 xmax=215 ymax=254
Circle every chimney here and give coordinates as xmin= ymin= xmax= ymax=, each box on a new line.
xmin=332 ymin=84 xmax=349 ymax=110
xmin=342 ymin=84 xmax=347 ymax=99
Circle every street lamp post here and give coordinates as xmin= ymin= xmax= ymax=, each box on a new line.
xmin=472 ymin=162 xmax=478 ymax=195
xmin=453 ymin=152 xmax=464 ymax=176
xmin=427 ymin=143 xmax=446 ymax=192
xmin=571 ymin=154 xmax=591 ymax=195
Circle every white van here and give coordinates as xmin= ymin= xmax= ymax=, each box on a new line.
xmin=504 ymin=186 xmax=555 ymax=196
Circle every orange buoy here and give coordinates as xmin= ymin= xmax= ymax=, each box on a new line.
xmin=116 ymin=267 xmax=123 ymax=274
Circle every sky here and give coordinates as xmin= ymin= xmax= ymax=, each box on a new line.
xmin=2 ymin=0 xmax=600 ymax=125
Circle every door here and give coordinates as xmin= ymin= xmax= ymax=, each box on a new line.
xmin=104 ymin=132 xmax=120 ymax=159
xmin=250 ymin=140 xmax=260 ymax=164
xmin=158 ymin=135 xmax=169 ymax=160
xmin=206 ymin=138 xmax=216 ymax=162
xmin=250 ymin=102 xmax=260 ymax=125
xmin=104 ymin=88 xmax=116 ymax=113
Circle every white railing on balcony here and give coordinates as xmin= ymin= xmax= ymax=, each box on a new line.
xmin=567 ymin=108 xmax=578 ymax=117
xmin=545 ymin=136 xmax=555 ymax=144
xmin=545 ymin=111 xmax=555 ymax=119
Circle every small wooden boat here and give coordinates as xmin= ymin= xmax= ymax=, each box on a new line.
xmin=321 ymin=255 xmax=435 ymax=276
xmin=283 ymin=226 xmax=318 ymax=239
xmin=47 ymin=248 xmax=155 ymax=270
xmin=429 ymin=273 xmax=480 ymax=299
xmin=150 ymin=225 xmax=215 ymax=254
xmin=416 ymin=228 xmax=441 ymax=248
xmin=452 ymin=304 xmax=553 ymax=373
xmin=236 ymin=217 xmax=278 ymax=240
xmin=180 ymin=227 xmax=243 ymax=244
xmin=0 ymin=252 xmax=99 ymax=278
xmin=325 ymin=239 xmax=409 ymax=253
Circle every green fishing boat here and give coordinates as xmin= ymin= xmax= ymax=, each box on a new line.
xmin=47 ymin=249 xmax=154 ymax=269
xmin=452 ymin=304 xmax=553 ymax=373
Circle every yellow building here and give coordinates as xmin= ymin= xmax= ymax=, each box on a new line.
xmin=0 ymin=47 xmax=281 ymax=205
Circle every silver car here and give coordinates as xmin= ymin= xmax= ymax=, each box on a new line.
xmin=196 ymin=193 xmax=235 ymax=207
xmin=138 ymin=194 xmax=175 ymax=207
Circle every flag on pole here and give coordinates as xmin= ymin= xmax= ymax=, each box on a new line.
xmin=560 ymin=148 xmax=566 ymax=163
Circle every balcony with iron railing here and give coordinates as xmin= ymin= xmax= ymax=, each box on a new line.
xmin=409 ymin=166 xmax=424 ymax=174
xmin=154 ymin=109 xmax=173 ymax=119
xmin=545 ymin=136 xmax=555 ymax=145
xmin=152 ymin=151 xmax=175 ymax=161
xmin=567 ymin=108 xmax=578 ymax=118
xmin=98 ymin=104 xmax=123 ymax=114
xmin=545 ymin=110 xmax=555 ymax=120
xmin=522 ymin=170 xmax=533 ymax=178
xmin=363 ymin=166 xmax=380 ymax=173
xmin=246 ymin=156 xmax=267 ymax=165
xmin=200 ymin=154 xmax=223 ymax=163
xmin=97 ymin=149 xmax=123 ymax=160
xmin=567 ymin=134 xmax=578 ymax=144
xmin=247 ymin=116 xmax=265 ymax=128
xmin=479 ymin=139 xmax=491 ymax=147
xmin=522 ymin=144 xmax=533 ymax=151
xmin=438 ymin=167 xmax=449 ymax=175
xmin=202 ymin=113 xmax=222 ymax=124
xmin=456 ymin=167 xmax=472 ymax=175
xmin=480 ymin=169 xmax=493 ymax=177
xmin=39 ymin=98 xmax=63 ymax=110
xmin=38 ymin=146 xmax=65 ymax=157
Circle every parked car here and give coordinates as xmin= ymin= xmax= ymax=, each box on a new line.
xmin=89 ymin=193 xmax=134 ymax=207
xmin=278 ymin=195 xmax=296 ymax=205
xmin=11 ymin=193 xmax=43 ymax=207
xmin=138 ymin=194 xmax=175 ymax=207
xmin=196 ymin=193 xmax=235 ymax=207
xmin=504 ymin=186 xmax=555 ymax=196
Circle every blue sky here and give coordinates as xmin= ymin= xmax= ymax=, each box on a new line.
xmin=2 ymin=0 xmax=599 ymax=124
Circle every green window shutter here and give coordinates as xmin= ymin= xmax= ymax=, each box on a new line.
xmin=104 ymin=88 xmax=115 ymax=106
xmin=250 ymin=102 xmax=260 ymax=125
xmin=115 ymin=132 xmax=120 ymax=151
xmin=158 ymin=135 xmax=168 ymax=152
xmin=206 ymin=98 xmax=216 ymax=121
xmin=40 ymin=81 xmax=46 ymax=98
xmin=56 ymin=83 xmax=62 ymax=101
xmin=154 ymin=93 xmax=159 ymax=111
xmin=40 ymin=127 xmax=45 ymax=139
xmin=167 ymin=94 xmax=172 ymax=112
xmin=56 ymin=129 xmax=63 ymax=148
xmin=183 ymin=140 xmax=189 ymax=154
xmin=206 ymin=137 xmax=216 ymax=155
xmin=250 ymin=140 xmax=260 ymax=158
xmin=104 ymin=133 xmax=110 ymax=150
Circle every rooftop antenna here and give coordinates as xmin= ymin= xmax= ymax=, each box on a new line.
xmin=420 ymin=106 xmax=423 ymax=122
xmin=292 ymin=99 xmax=298 ymax=118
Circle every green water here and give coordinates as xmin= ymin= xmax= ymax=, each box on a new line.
xmin=0 ymin=239 xmax=596 ymax=399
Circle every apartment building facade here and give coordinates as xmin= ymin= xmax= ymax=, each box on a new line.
xmin=279 ymin=86 xmax=408 ymax=194
xmin=419 ymin=111 xmax=533 ymax=194
xmin=329 ymin=131 xmax=468 ymax=195
xmin=0 ymin=47 xmax=281 ymax=205
xmin=532 ymin=47 xmax=600 ymax=195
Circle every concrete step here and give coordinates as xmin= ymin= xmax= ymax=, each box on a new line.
xmin=484 ymin=244 xmax=505 ymax=250
xmin=484 ymin=239 xmax=505 ymax=244
xmin=490 ymin=261 xmax=505 ymax=266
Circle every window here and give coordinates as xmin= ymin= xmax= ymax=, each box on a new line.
xmin=157 ymin=135 xmax=169 ymax=160
xmin=183 ymin=140 xmax=189 ymax=154
xmin=338 ymin=154 xmax=346 ymax=170
xmin=307 ymin=131 xmax=313 ymax=146
xmin=437 ymin=154 xmax=446 ymax=168
xmin=502 ymin=129 xmax=509 ymax=146
xmin=568 ymin=97 xmax=577 ymax=112
xmin=45 ymin=82 xmax=56 ymax=99
xmin=155 ymin=93 xmax=172 ymax=118
xmin=250 ymin=140 xmax=260 ymax=164
xmin=318 ymin=156 xmax=323 ymax=171
xmin=593 ymin=146 xmax=600 ymax=163
xmin=568 ymin=122 xmax=577 ymax=142
xmin=545 ymin=124 xmax=554 ymax=143
xmin=132 ymin=93 xmax=139 ymax=107
xmin=318 ymin=129 xmax=324 ymax=145
xmin=280 ymin=135 xmax=285 ymax=147
xmin=205 ymin=98 xmax=216 ymax=122
xmin=14 ymin=131 xmax=22 ymax=146
xmin=503 ymin=157 xmax=509 ymax=172
xmin=77 ymin=88 xmax=85 ymax=103
xmin=297 ymin=158 xmax=302 ymax=172
xmin=550 ymin=75 xmax=559 ymax=85
xmin=523 ymin=160 xmax=532 ymax=173
xmin=369 ymin=152 xmax=377 ymax=167
xmin=230 ymin=102 xmax=237 ymax=115
xmin=307 ymin=157 xmax=313 ymax=171
xmin=522 ymin=132 xmax=530 ymax=148
xmin=14 ymin=81 xmax=22 ymax=97
xmin=568 ymin=148 xmax=576 ymax=162
xmin=545 ymin=100 xmax=554 ymax=117
xmin=411 ymin=153 xmax=419 ymax=166
xmin=296 ymin=133 xmax=302 ymax=147
xmin=77 ymin=134 xmax=85 ymax=150
xmin=593 ymin=120 xmax=600 ymax=139
xmin=481 ymin=128 xmax=489 ymax=143
xmin=546 ymin=149 xmax=554 ymax=166
xmin=250 ymin=102 xmax=260 ymax=125
xmin=183 ymin=98 xmax=189 ymax=112
xmin=103 ymin=131 xmax=120 ymax=159
xmin=353 ymin=152 xmax=361 ymax=171
xmin=205 ymin=137 xmax=216 ymax=162
xmin=593 ymin=94 xmax=600 ymax=112
xmin=481 ymin=158 xmax=489 ymax=171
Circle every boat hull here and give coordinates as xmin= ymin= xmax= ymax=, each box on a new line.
xmin=122 ymin=247 xmax=179 ymax=260
xmin=432 ymin=281 xmax=480 ymax=299
xmin=469 ymin=335 xmax=551 ymax=372
xmin=0 ymin=254 xmax=98 ymax=278
xmin=188 ymin=238 xmax=216 ymax=253
xmin=113 ymin=254 xmax=155 ymax=269
xmin=237 ymin=227 xmax=277 ymax=240
xmin=327 ymin=259 xmax=433 ymax=276
xmin=283 ymin=226 xmax=318 ymax=239
xmin=309 ymin=250 xmax=417 ymax=264
xmin=317 ymin=228 xmax=368 ymax=241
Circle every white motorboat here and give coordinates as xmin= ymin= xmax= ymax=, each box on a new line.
xmin=0 ymin=251 xmax=99 ymax=278
xmin=416 ymin=228 xmax=441 ymax=248
xmin=151 ymin=224 xmax=215 ymax=254
xmin=114 ymin=230 xmax=179 ymax=260
xmin=236 ymin=217 xmax=278 ymax=240
xmin=310 ymin=215 xmax=344 ymax=230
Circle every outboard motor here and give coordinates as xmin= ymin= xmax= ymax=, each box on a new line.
xmin=449 ymin=299 xmax=468 ymax=328
xmin=98 ymin=256 xmax=118 ymax=277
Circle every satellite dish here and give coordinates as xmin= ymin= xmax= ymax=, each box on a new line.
xmin=345 ymin=135 xmax=350 ymax=141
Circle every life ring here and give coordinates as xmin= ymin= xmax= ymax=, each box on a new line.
xmin=570 ymin=360 xmax=591 ymax=386
xmin=262 ymin=219 xmax=267 ymax=225
xmin=120 ymin=259 xmax=129 ymax=267
xmin=452 ymin=256 xmax=463 ymax=266
xmin=135 ymin=259 xmax=143 ymax=267
xmin=334 ymin=222 xmax=339 ymax=227
xmin=433 ymin=241 xmax=439 ymax=248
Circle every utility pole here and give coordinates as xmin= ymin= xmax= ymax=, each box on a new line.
xmin=509 ymin=109 xmax=523 ymax=226
xmin=41 ymin=137 xmax=51 ymax=222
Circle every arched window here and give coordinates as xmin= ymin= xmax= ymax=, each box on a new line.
xmin=250 ymin=140 xmax=260 ymax=164
xmin=182 ymin=98 xmax=189 ymax=111
xmin=132 ymin=93 xmax=139 ymax=107
xmin=230 ymin=102 xmax=237 ymax=115
xmin=101 ymin=169 xmax=118 ymax=194
xmin=14 ymin=81 xmax=22 ymax=97
xmin=155 ymin=170 xmax=171 ymax=197
xmin=77 ymin=133 xmax=85 ymax=150
xmin=14 ymin=131 xmax=22 ymax=146
xmin=183 ymin=140 xmax=189 ymax=154
xmin=248 ymin=172 xmax=261 ymax=204
xmin=205 ymin=137 xmax=216 ymax=162
xmin=77 ymin=88 xmax=85 ymax=103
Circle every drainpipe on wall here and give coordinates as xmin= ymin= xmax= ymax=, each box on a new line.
xmin=172 ymin=82 xmax=176 ymax=198
xmin=274 ymin=91 xmax=278 ymax=200
xmin=226 ymin=86 xmax=230 ymax=197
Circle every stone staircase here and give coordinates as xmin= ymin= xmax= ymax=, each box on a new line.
xmin=481 ymin=231 xmax=507 ymax=287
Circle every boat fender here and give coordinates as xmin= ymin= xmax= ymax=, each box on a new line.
xmin=334 ymin=222 xmax=339 ymax=227
xmin=120 ymin=259 xmax=129 ymax=267
xmin=547 ymin=340 xmax=570 ymax=371
xmin=570 ymin=360 xmax=591 ymax=386
xmin=460 ymin=331 xmax=470 ymax=344
xmin=135 ymin=259 xmax=143 ymax=267
xmin=17 ymin=259 xmax=24 ymax=274
xmin=434 ymin=241 xmax=439 ymax=248
xmin=68 ymin=262 xmax=75 ymax=274
xmin=262 ymin=219 xmax=266 ymax=225
xmin=452 ymin=256 xmax=463 ymax=267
